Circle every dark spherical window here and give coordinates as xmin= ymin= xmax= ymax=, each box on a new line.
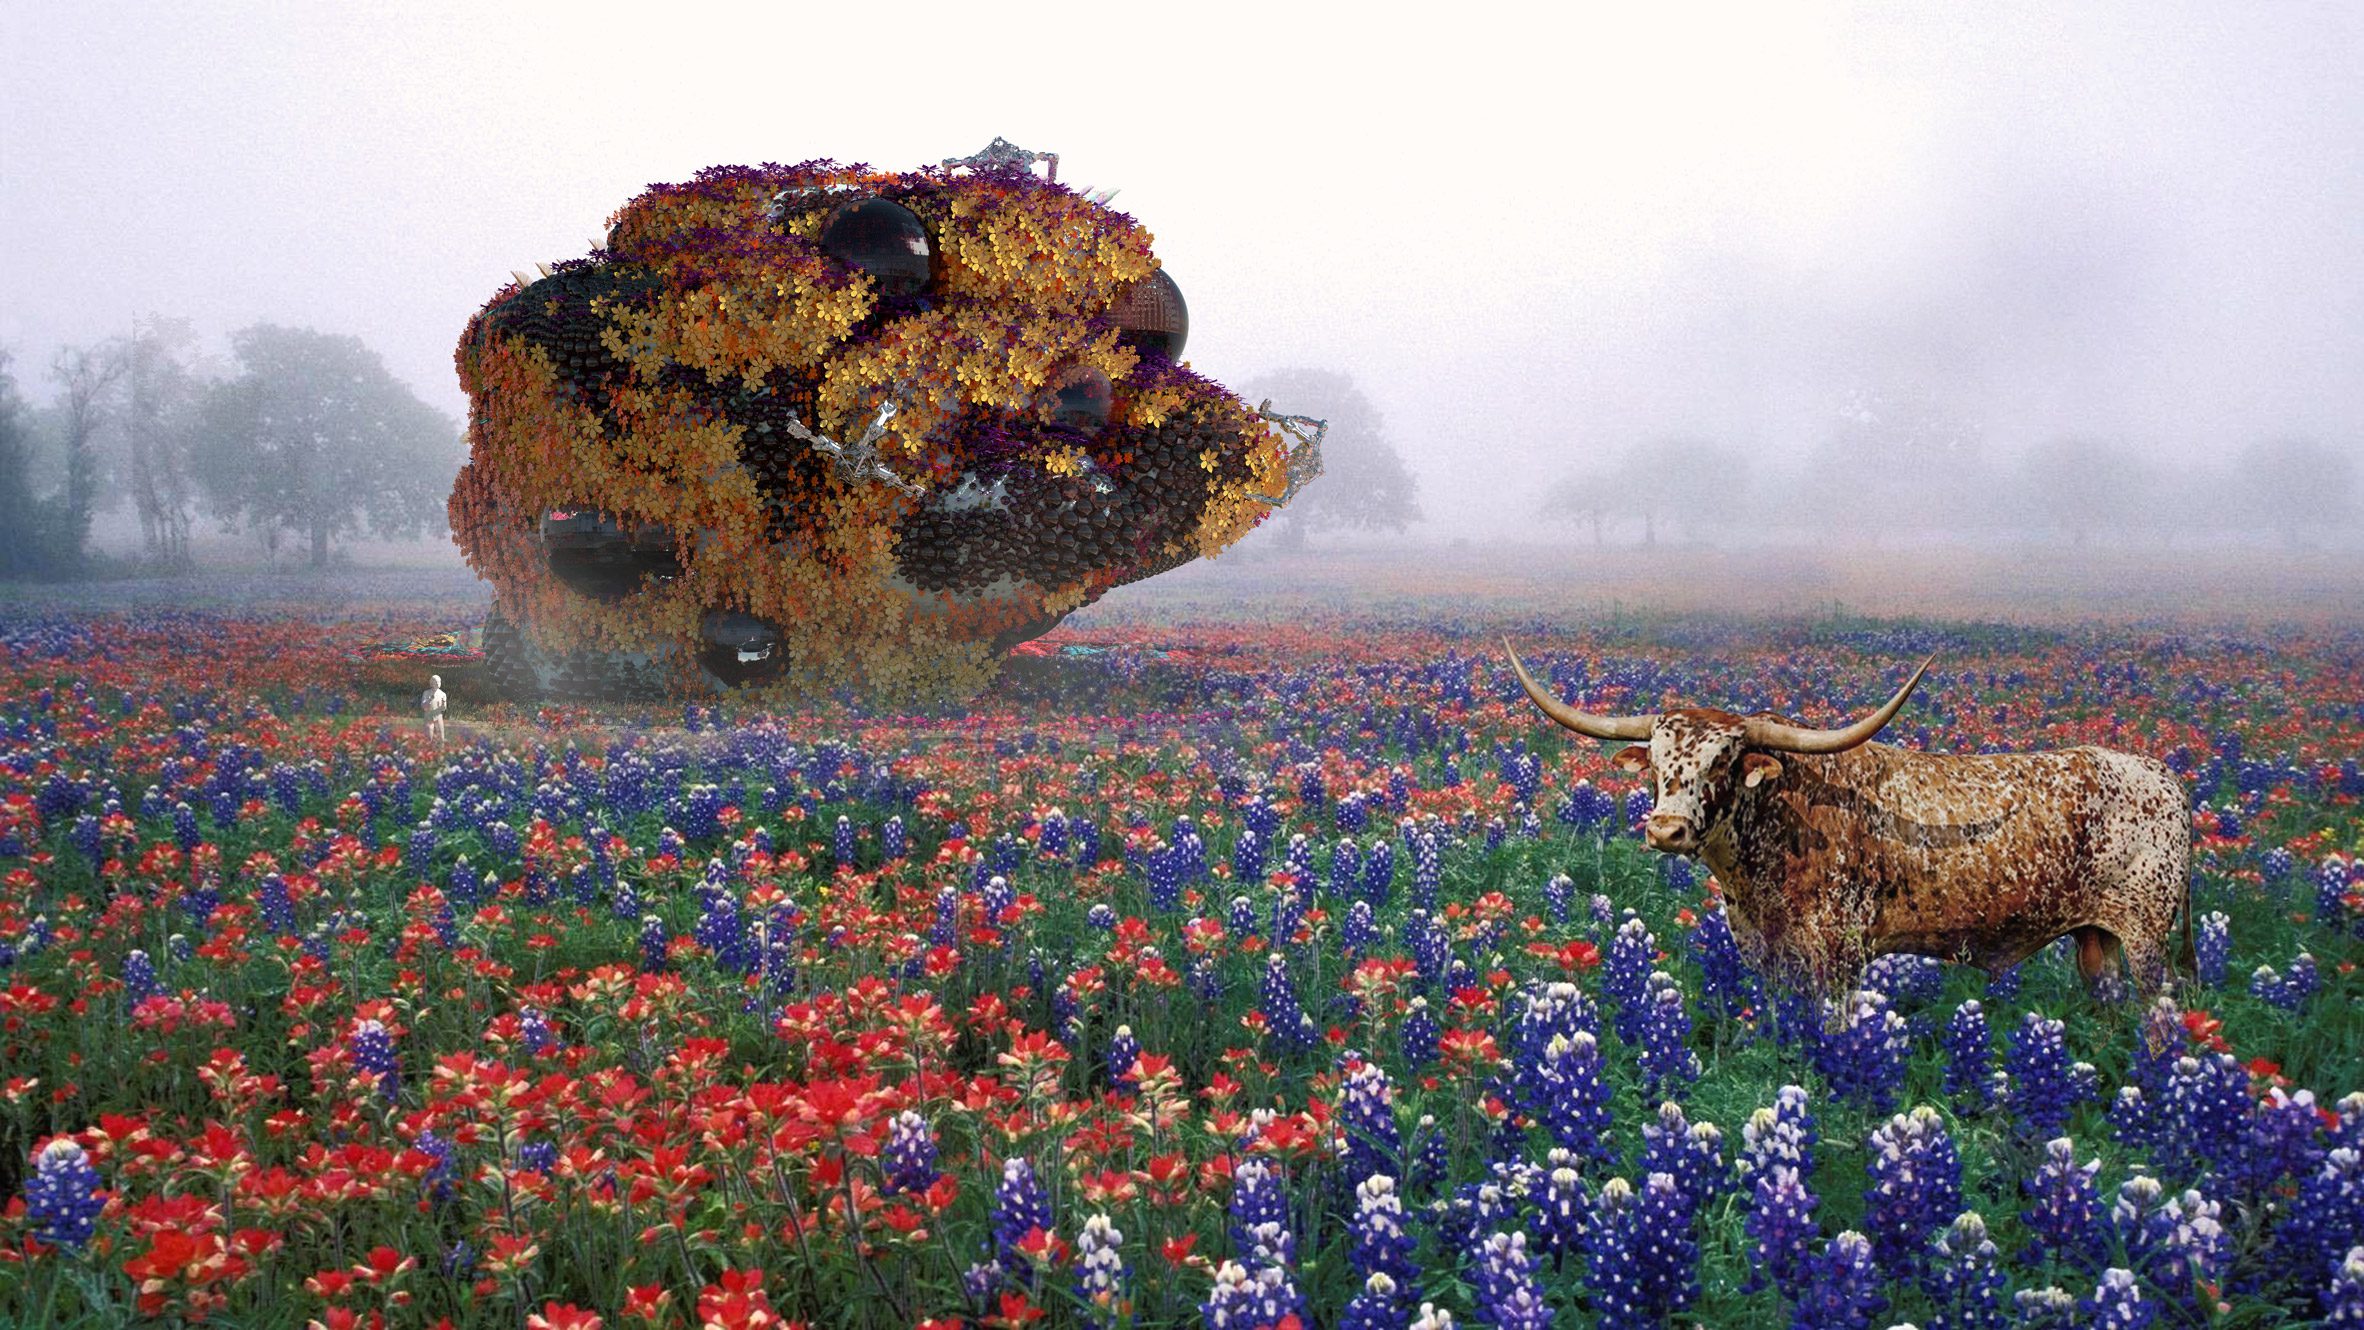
xmin=1113 ymin=268 xmax=1188 ymax=362
xmin=539 ymin=509 xmax=680 ymax=600
xmin=1046 ymin=363 xmax=1112 ymax=431
xmin=819 ymin=198 xmax=932 ymax=297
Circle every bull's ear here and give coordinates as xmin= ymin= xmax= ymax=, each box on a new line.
xmin=1612 ymin=745 xmax=1652 ymax=774
xmin=1741 ymin=753 xmax=1785 ymax=788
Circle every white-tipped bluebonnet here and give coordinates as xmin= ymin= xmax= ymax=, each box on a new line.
xmin=2004 ymin=1014 xmax=2079 ymax=1138
xmin=1927 ymin=1211 xmax=2008 ymax=1330
xmin=23 ymin=1138 xmax=105 ymax=1250
xmin=1199 ymin=1260 xmax=1305 ymax=1330
xmin=347 ymin=1018 xmax=400 ymax=1101
xmin=2021 ymin=1138 xmax=2105 ymax=1270
xmin=2111 ymin=1176 xmax=2226 ymax=1317
xmin=1339 ymin=1061 xmax=1403 ymax=1187
xmin=1605 ymin=915 xmax=1657 ymax=1044
xmin=2281 ymin=1147 xmax=2364 ymax=1289
xmin=1228 ymin=1159 xmax=1294 ymax=1266
xmin=2324 ymin=1245 xmax=2364 ymax=1325
xmin=1543 ymin=872 xmax=1574 ymax=924
xmin=638 ymin=914 xmax=668 ymax=972
xmin=1636 ymin=972 xmax=1701 ymax=1097
xmin=1942 ymin=1000 xmax=1992 ymax=1110
xmin=2155 ymin=1052 xmax=2249 ymax=1183
xmin=2193 ymin=911 xmax=2230 ymax=987
xmin=1338 ymin=1272 xmax=1406 ymax=1330
xmin=1073 ymin=1213 xmax=1127 ymax=1326
xmin=1349 ymin=1173 xmax=1418 ymax=1286
xmin=1746 ymin=1163 xmax=1818 ymax=1299
xmin=1742 ymin=1084 xmax=1821 ymax=1188
xmin=1534 ymin=1157 xmax=1589 ymax=1265
xmin=1691 ymin=900 xmax=1759 ymax=1020
xmin=121 ymin=948 xmax=161 ymax=1008
xmin=2252 ymin=952 xmax=2320 ymax=1010
xmin=2240 ymin=1087 xmax=2328 ymax=1199
xmin=991 ymin=1156 xmax=1054 ymax=1269
xmin=1256 ymin=953 xmax=1320 ymax=1055
xmin=1791 ymin=1229 xmax=1886 ymax=1330
xmin=1402 ymin=997 xmax=1441 ymax=1069
xmin=2079 ymin=1268 xmax=2156 ymax=1329
xmin=1472 ymin=1230 xmax=1553 ymax=1330
xmin=1863 ymin=1107 xmax=1962 ymax=1274
xmin=883 ymin=1110 xmax=939 ymax=1195
xmin=1106 ymin=1024 xmax=1141 ymax=1095
xmin=2012 ymin=1285 xmax=2079 ymax=1330
xmin=1587 ymin=1173 xmax=1699 ymax=1329
xmin=1640 ymin=1101 xmax=1727 ymax=1215
xmin=1817 ymin=989 xmax=1911 ymax=1114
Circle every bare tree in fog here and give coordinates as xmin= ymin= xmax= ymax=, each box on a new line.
xmin=1790 ymin=384 xmax=1995 ymax=544
xmin=1616 ymin=437 xmax=1748 ymax=546
xmin=119 ymin=317 xmax=205 ymax=566
xmin=2017 ymin=437 xmax=2159 ymax=545
xmin=0 ymin=355 xmax=38 ymax=576
xmin=2233 ymin=438 xmax=2358 ymax=550
xmin=45 ymin=343 xmax=128 ymax=571
xmin=1537 ymin=465 xmax=1620 ymax=545
xmin=189 ymin=324 xmax=462 ymax=567
xmin=1236 ymin=368 xmax=1420 ymax=550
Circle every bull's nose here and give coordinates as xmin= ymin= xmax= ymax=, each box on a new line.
xmin=1645 ymin=814 xmax=1696 ymax=852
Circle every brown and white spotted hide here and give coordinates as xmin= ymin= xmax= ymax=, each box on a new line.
xmin=1621 ymin=710 xmax=2190 ymax=998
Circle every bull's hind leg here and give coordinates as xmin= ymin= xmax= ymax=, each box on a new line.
xmin=2073 ymin=926 xmax=2116 ymax=986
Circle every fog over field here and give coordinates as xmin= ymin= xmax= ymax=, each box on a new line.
xmin=3 ymin=2 xmax=2359 ymax=560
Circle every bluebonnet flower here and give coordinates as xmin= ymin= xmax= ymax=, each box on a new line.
xmin=1529 ymin=1029 xmax=1612 ymax=1160
xmin=2112 ymin=1176 xmax=2226 ymax=1316
xmin=1863 ymin=1107 xmax=1962 ymax=1274
xmin=1533 ymin=1156 xmax=1589 ymax=1265
xmin=2012 ymin=1286 xmax=2080 ymax=1330
xmin=2324 ymin=1245 xmax=2364 ymax=1325
xmin=1792 ymin=1230 xmax=1886 ymax=1330
xmin=882 ymin=814 xmax=906 ymax=860
xmin=1639 ymin=1101 xmax=1727 ymax=1215
xmin=2155 ymin=1053 xmax=2249 ymax=1183
xmin=519 ymin=1006 xmax=554 ymax=1056
xmin=1408 ymin=1114 xmax=1448 ymax=1195
xmin=1256 ymin=954 xmax=1320 ymax=1055
xmin=992 ymin=1157 xmax=1054 ymax=1269
xmin=23 ymin=1138 xmax=105 ymax=1250
xmin=1605 ymin=915 xmax=1657 ymax=1043
xmin=2240 ymin=1087 xmax=2328 ymax=1199
xmin=1543 ymin=872 xmax=1574 ymax=924
xmin=1691 ymin=901 xmax=1758 ymax=1020
xmin=2252 ymin=952 xmax=2320 ymax=1010
xmin=1073 ymin=1213 xmax=1127 ymax=1326
xmin=516 ymin=1139 xmax=556 ymax=1174
xmin=1590 ymin=893 xmax=1616 ymax=929
xmin=1232 ymin=827 xmax=1267 ymax=886
xmin=415 ymin=1129 xmax=458 ymax=1204
xmin=2281 ymin=1147 xmax=2364 ymax=1289
xmin=1349 ymin=1173 xmax=1419 ymax=1286
xmin=2005 ymin=1014 xmax=2080 ymax=1138
xmin=121 ymin=948 xmax=161 ymax=1008
xmin=1228 ymin=894 xmax=1260 ymax=939
xmin=2194 ymin=911 xmax=2230 ymax=986
xmin=1199 ymin=1260 xmax=1305 ymax=1330
xmin=2320 ymin=858 xmax=2356 ymax=925
xmin=1338 ymin=1273 xmax=1407 ymax=1330
xmin=1943 ymin=1000 xmax=1993 ymax=1110
xmin=1625 ymin=788 xmax=1653 ymax=835
xmin=1339 ymin=1061 xmax=1402 ymax=1187
xmin=2080 ymin=1268 xmax=2156 ymax=1329
xmin=883 ymin=1111 xmax=938 ymax=1195
xmin=1472 ymin=1231 xmax=1553 ymax=1330
xmin=2021 ymin=1137 xmax=2106 ymax=1270
xmin=1742 ymin=1084 xmax=1820 ymax=1189
xmin=1361 ymin=839 xmax=1395 ymax=907
xmin=1341 ymin=899 xmax=1379 ymax=957
xmin=348 ymin=1018 xmax=400 ymax=1101
xmin=1817 ymin=989 xmax=1911 ymax=1114
xmin=1746 ymin=1163 xmax=1817 ymax=1299
xmin=1106 ymin=1025 xmax=1141 ymax=1095
xmin=1588 ymin=1173 xmax=1699 ymax=1330
xmin=1927 ymin=1211 xmax=2009 ymax=1330
xmin=1636 ymin=972 xmax=1701 ymax=1097
xmin=1229 ymin=1159 xmax=1294 ymax=1265
xmin=638 ymin=915 xmax=668 ymax=972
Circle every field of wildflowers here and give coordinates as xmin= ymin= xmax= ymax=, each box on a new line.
xmin=1 ymin=579 xmax=2360 ymax=1329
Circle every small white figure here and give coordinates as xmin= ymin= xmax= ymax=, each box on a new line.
xmin=421 ymin=674 xmax=448 ymax=744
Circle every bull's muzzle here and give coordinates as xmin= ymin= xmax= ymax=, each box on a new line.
xmin=1645 ymin=813 xmax=1698 ymax=853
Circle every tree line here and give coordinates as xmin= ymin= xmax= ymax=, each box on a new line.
xmin=0 ymin=320 xmax=463 ymax=576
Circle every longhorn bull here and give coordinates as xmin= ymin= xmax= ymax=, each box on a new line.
xmin=1505 ymin=643 xmax=2191 ymax=998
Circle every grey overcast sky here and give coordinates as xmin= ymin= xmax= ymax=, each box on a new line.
xmin=4 ymin=2 xmax=2359 ymax=537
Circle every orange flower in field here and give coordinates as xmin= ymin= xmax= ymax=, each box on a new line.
xmin=698 ymin=1267 xmax=782 ymax=1330
xmin=1439 ymin=1027 xmax=1503 ymax=1076
xmin=528 ymin=1303 xmax=605 ymax=1330
xmin=620 ymin=1285 xmax=673 ymax=1324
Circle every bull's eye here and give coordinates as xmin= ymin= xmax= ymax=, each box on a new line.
xmin=819 ymin=198 xmax=931 ymax=297
xmin=1112 ymin=268 xmax=1188 ymax=362
xmin=1046 ymin=363 xmax=1112 ymax=431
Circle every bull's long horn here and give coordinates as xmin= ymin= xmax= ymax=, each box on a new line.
xmin=1744 ymin=656 xmax=1934 ymax=754
xmin=1502 ymin=638 xmax=1655 ymax=740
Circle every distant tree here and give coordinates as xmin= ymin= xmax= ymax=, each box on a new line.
xmin=44 ymin=343 xmax=128 ymax=571
xmin=0 ymin=353 xmax=40 ymax=576
xmin=1235 ymin=368 xmax=1420 ymax=549
xmin=2232 ymin=438 xmax=2357 ymax=548
xmin=1612 ymin=436 xmax=1749 ymax=545
xmin=190 ymin=324 xmax=461 ymax=566
xmin=2017 ymin=437 xmax=2157 ymax=545
xmin=1538 ymin=465 xmax=1621 ymax=544
xmin=1792 ymin=383 xmax=1989 ymax=542
xmin=120 ymin=317 xmax=205 ymax=566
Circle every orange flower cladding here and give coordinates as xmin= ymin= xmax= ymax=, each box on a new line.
xmin=450 ymin=155 xmax=1296 ymax=700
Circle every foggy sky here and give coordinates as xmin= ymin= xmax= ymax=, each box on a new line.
xmin=5 ymin=2 xmax=2359 ymax=539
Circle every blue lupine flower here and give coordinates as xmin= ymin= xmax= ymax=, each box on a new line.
xmin=1746 ymin=1163 xmax=1817 ymax=1299
xmin=1605 ymin=915 xmax=1657 ymax=1043
xmin=2240 ymin=1087 xmax=2328 ymax=1199
xmin=2281 ymin=1147 xmax=2364 ymax=1289
xmin=2194 ymin=911 xmax=2230 ymax=987
xmin=1543 ymin=872 xmax=1574 ymax=923
xmin=1639 ymin=1101 xmax=1727 ymax=1215
xmin=2111 ymin=1176 xmax=2227 ymax=1317
xmin=2080 ymin=1267 xmax=2156 ymax=1329
xmin=1588 ymin=1173 xmax=1699 ymax=1330
xmin=1625 ymin=787 xmax=1653 ymax=834
xmin=882 ymin=814 xmax=907 ymax=860
xmin=2022 ymin=1137 xmax=2106 ymax=1270
xmin=1863 ymin=1107 xmax=1962 ymax=1274
xmin=992 ymin=1157 xmax=1054 ymax=1268
xmin=1741 ymin=1084 xmax=1820 ymax=1189
xmin=1338 ymin=1061 xmax=1403 ymax=1188
xmin=2320 ymin=858 xmax=2356 ymax=924
xmin=1228 ymin=1159 xmax=1294 ymax=1265
xmin=1792 ymin=1230 xmax=1886 ymax=1330
xmin=638 ymin=915 xmax=668 ymax=972
xmin=1199 ymin=1260 xmax=1306 ymax=1330
xmin=1073 ymin=1213 xmax=1127 ymax=1326
xmin=2005 ymin=1014 xmax=2080 ymax=1138
xmin=1690 ymin=901 xmax=1757 ymax=1020
xmin=1349 ymin=1173 xmax=1419 ymax=1286
xmin=883 ymin=1111 xmax=938 ymax=1195
xmin=519 ymin=1006 xmax=554 ymax=1056
xmin=348 ymin=1018 xmax=400 ymax=1101
xmin=1927 ymin=1211 xmax=2009 ymax=1330
xmin=1943 ymin=1000 xmax=1993 ymax=1109
xmin=1256 ymin=954 xmax=1320 ymax=1055
xmin=1817 ymin=989 xmax=1911 ymax=1114
xmin=1472 ymin=1230 xmax=1553 ymax=1330
xmin=23 ymin=1138 xmax=105 ymax=1250
xmin=122 ymin=948 xmax=161 ymax=1009
xmin=2322 ymin=1245 xmax=2364 ymax=1325
xmin=2014 ymin=1285 xmax=2079 ymax=1329
xmin=1338 ymin=1273 xmax=1408 ymax=1330
xmin=1533 ymin=1156 xmax=1590 ymax=1265
xmin=2155 ymin=1053 xmax=2250 ymax=1183
xmin=1106 ymin=1025 xmax=1141 ymax=1094
xmin=1529 ymin=1029 xmax=1612 ymax=1160
xmin=1636 ymin=972 xmax=1701 ymax=1097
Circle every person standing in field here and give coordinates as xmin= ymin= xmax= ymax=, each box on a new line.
xmin=422 ymin=674 xmax=448 ymax=744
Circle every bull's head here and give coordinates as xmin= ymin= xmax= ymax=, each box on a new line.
xmin=1503 ymin=642 xmax=1931 ymax=855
